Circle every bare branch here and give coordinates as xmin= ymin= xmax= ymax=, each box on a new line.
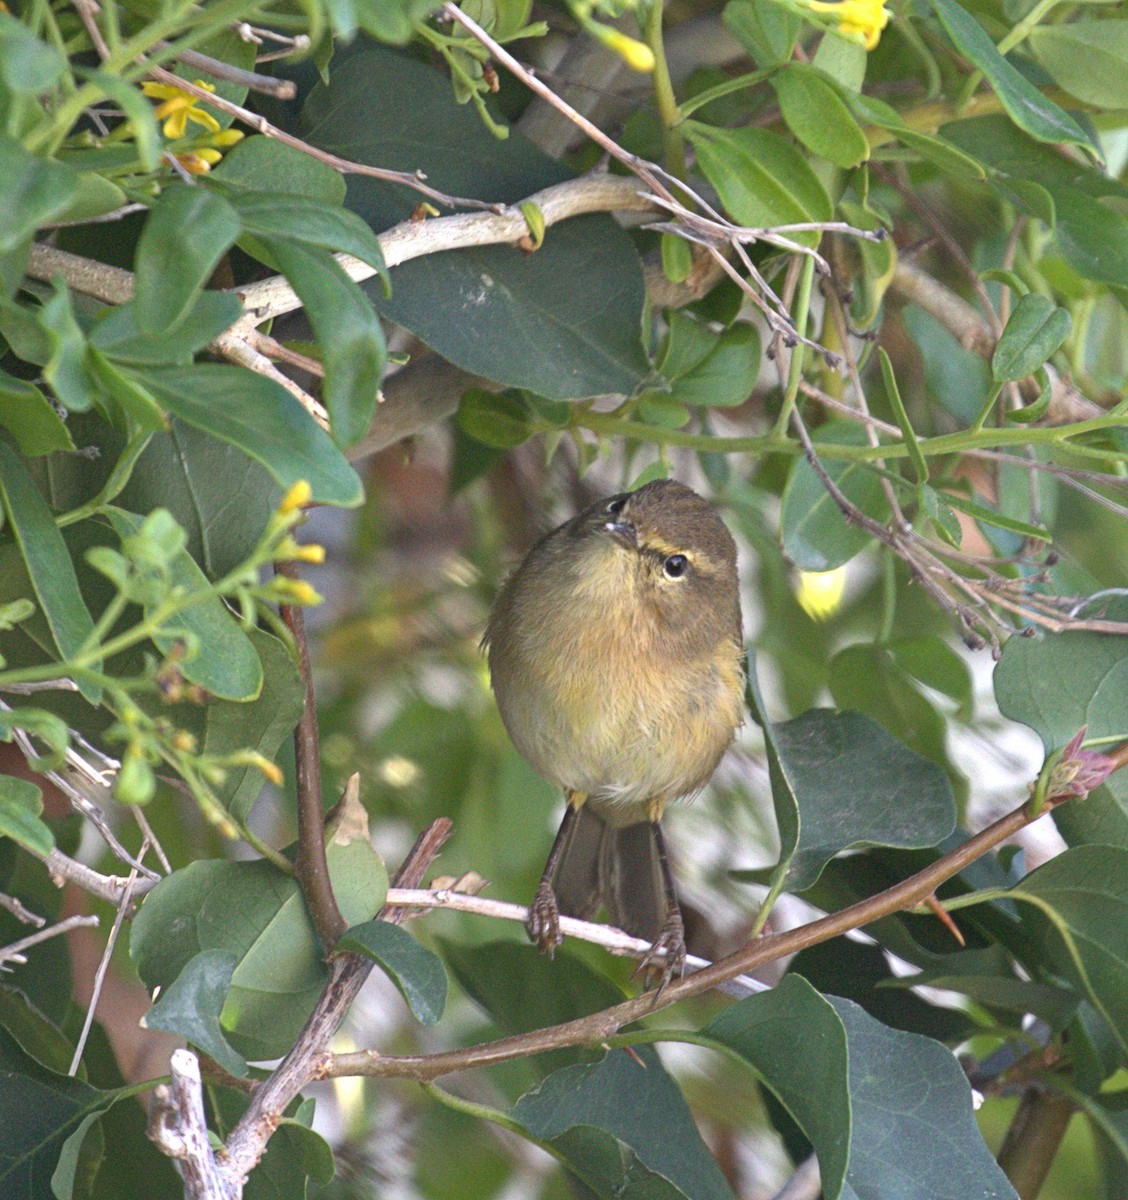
xmin=325 ymin=796 xmax=1051 ymax=1082
xmin=0 ymin=914 xmax=99 ymax=968
xmin=0 ymin=892 xmax=45 ymax=927
xmin=69 ymin=868 xmax=138 ymax=1075
xmin=148 ymin=1050 xmax=235 ymax=1200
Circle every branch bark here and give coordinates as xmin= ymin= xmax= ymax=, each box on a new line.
xmin=325 ymin=797 xmax=1046 ymax=1082
xmin=148 ymin=1049 xmax=235 ymax=1200
xmin=277 ymin=562 xmax=344 ymax=952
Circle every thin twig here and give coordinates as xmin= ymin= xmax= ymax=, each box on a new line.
xmin=380 ymin=887 xmax=768 ymax=996
xmin=158 ymin=45 xmax=297 ymax=98
xmin=143 ymin=66 xmax=502 ymax=213
xmin=277 ymin=562 xmax=344 ymax=951
xmin=69 ymin=867 xmax=138 ymax=1075
xmin=0 ymin=892 xmax=45 ymax=927
xmin=0 ymin=914 xmax=99 ymax=968
xmin=325 ymin=795 xmax=1052 ymax=1082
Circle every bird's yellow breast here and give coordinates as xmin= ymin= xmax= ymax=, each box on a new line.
xmin=487 ymin=540 xmax=744 ymax=821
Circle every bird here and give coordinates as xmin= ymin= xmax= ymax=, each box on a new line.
xmin=482 ymin=478 xmax=744 ymax=989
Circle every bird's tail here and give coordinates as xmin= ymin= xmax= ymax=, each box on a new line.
xmin=551 ymin=806 xmax=668 ymax=943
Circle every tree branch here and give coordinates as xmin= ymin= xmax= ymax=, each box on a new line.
xmin=218 ymin=817 xmax=453 ymax=1183
xmin=325 ymin=796 xmax=1047 ymax=1082
xmin=277 ymin=562 xmax=344 ymax=952
xmin=0 ymin=914 xmax=99 ymax=968
xmin=148 ymin=1049 xmax=235 ymax=1200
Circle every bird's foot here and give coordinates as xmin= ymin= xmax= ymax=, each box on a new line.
xmin=526 ymin=880 xmax=564 ymax=957
xmin=634 ymin=909 xmax=686 ymax=999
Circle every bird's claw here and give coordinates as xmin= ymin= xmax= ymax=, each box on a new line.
xmin=633 ymin=910 xmax=686 ymax=1000
xmin=527 ymin=881 xmax=564 ymax=957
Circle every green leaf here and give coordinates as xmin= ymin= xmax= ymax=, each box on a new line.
xmin=48 ymin=172 xmax=127 ymax=228
xmin=661 ymin=232 xmax=692 ymax=284
xmin=890 ymin=635 xmax=974 ymax=720
xmin=828 ymin=643 xmax=960 ymax=799
xmin=0 ymin=1026 xmax=134 ymax=1200
xmin=87 ymin=349 xmax=168 ymax=435
xmin=686 ymin=124 xmax=833 ymax=247
xmin=201 ymin=628 xmax=305 ymax=822
xmin=136 ymin=365 xmax=363 ymax=508
xmin=0 ymin=370 xmax=74 ymax=456
xmin=991 ymin=293 xmax=1071 ymax=383
xmin=336 ymin=920 xmax=447 ymax=1025
xmin=133 ymin=849 xmax=387 ymax=1061
xmin=0 ymin=442 xmax=97 ymax=698
xmin=0 ymin=136 xmax=77 ymax=253
xmin=668 ymin=324 xmax=760 ymax=407
xmin=826 ymin=996 xmax=1019 ymax=1199
xmin=511 ymin=1047 xmax=736 ymax=1200
xmin=878 ymin=347 xmax=928 ymax=484
xmin=40 ymin=283 xmax=99 ymax=413
xmin=928 ymin=0 xmax=1096 ymax=153
xmin=737 ymin=686 xmax=956 ymax=890
xmin=940 ymin=490 xmax=1051 ymax=542
xmin=104 ymin=508 xmax=264 ymax=702
xmin=456 ymin=389 xmax=534 ymax=449
xmin=0 ymin=13 xmax=65 ymax=93
xmin=1029 ymin=21 xmax=1128 ymax=108
xmin=300 ymin=47 xmax=650 ymax=401
xmin=442 ymin=940 xmax=623 ymax=1072
xmin=658 ymin=310 xmax=721 ymax=380
xmin=1006 ymin=845 xmax=1128 ymax=1056
xmin=90 ymin=293 xmax=243 ymax=366
xmin=210 ymin=135 xmax=347 ymax=205
xmin=702 ymin=976 xmax=850 ymax=1197
xmin=263 ymin=240 xmax=385 ymax=448
xmin=745 ymin=655 xmax=800 ymax=869
xmin=229 ymin=192 xmax=389 ymax=286
xmin=142 ymin=949 xmax=247 ymax=1077
xmin=779 ymin=421 xmax=890 ymax=570
xmin=772 ymin=65 xmax=869 ymax=168
xmin=244 ymin=1120 xmax=335 ymax=1200
xmin=133 ymin=186 xmax=241 ymax=334
xmin=0 ymin=775 xmax=53 ymax=856
xmin=1054 ymin=187 xmax=1128 ymax=289
xmin=722 ymin=0 xmax=801 ymax=66
xmin=850 ymin=94 xmax=987 ymax=178
xmin=0 ymin=707 xmax=70 ymax=771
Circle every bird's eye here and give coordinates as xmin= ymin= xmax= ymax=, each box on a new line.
xmin=605 ymin=495 xmax=628 ymax=516
xmin=664 ymin=554 xmax=689 ymax=579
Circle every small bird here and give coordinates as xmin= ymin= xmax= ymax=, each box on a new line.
xmin=483 ymin=479 xmax=744 ymax=988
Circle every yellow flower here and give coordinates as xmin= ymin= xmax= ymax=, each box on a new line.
xmin=804 ymin=0 xmax=890 ymax=49
xmin=141 ymin=79 xmax=222 ymax=139
xmin=795 ymin=566 xmax=848 ymax=621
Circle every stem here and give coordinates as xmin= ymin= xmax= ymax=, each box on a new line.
xmin=277 ymin=561 xmax=344 ymax=951
xmin=877 ymin=550 xmax=897 ymax=644
xmin=771 ymin=255 xmax=816 ymax=440
xmin=996 ymin=1087 xmax=1074 ymax=1199
xmin=644 ymin=0 xmax=686 ymax=182
xmin=748 ymin=861 xmax=788 ymax=938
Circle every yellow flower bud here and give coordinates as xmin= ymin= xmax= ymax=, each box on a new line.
xmin=294 ymin=543 xmax=326 ymax=564
xmin=256 ymin=756 xmax=285 ymax=786
xmin=279 ymin=579 xmax=322 ymax=606
xmin=279 ymin=480 xmax=312 ymax=515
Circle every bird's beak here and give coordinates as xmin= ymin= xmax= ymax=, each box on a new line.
xmin=602 ymin=520 xmax=638 ymax=549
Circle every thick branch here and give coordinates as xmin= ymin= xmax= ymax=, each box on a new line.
xmin=325 ymin=799 xmax=1044 ymax=1081
xmin=147 ymin=1049 xmax=234 ymax=1200
xmin=996 ymin=1087 xmax=1075 ymax=1199
xmin=219 ymin=817 xmax=453 ymax=1183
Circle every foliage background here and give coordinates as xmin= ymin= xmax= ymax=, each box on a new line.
xmin=3 ymin=0 xmax=1128 ymax=1195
